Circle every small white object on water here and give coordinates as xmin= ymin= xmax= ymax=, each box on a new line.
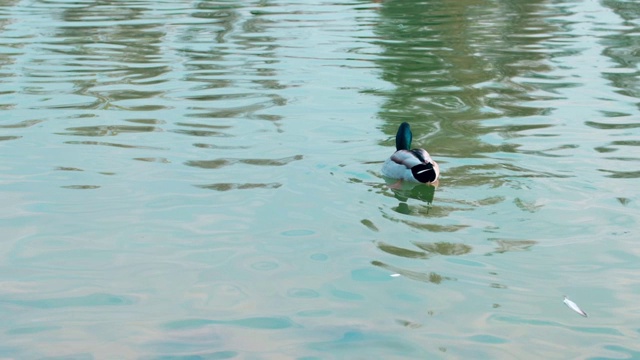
xmin=390 ymin=273 xmax=401 ymax=277
xmin=563 ymin=296 xmax=588 ymax=317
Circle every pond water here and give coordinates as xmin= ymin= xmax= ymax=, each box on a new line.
xmin=1 ymin=0 xmax=639 ymax=358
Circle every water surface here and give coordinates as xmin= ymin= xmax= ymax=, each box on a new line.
xmin=1 ymin=0 xmax=639 ymax=358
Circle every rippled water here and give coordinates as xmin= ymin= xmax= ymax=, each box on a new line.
xmin=1 ymin=0 xmax=639 ymax=358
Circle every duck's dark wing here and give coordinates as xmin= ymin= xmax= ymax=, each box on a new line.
xmin=410 ymin=148 xmax=434 ymax=165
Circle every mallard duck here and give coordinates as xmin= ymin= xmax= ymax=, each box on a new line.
xmin=382 ymin=122 xmax=439 ymax=184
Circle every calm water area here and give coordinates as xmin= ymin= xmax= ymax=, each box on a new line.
xmin=1 ymin=0 xmax=640 ymax=358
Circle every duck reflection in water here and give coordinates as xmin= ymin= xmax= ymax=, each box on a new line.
xmin=389 ymin=182 xmax=436 ymax=214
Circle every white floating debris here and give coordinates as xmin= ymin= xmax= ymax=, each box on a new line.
xmin=563 ymin=295 xmax=588 ymax=317
xmin=390 ymin=273 xmax=401 ymax=277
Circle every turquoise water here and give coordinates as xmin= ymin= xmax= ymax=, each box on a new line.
xmin=1 ymin=0 xmax=639 ymax=358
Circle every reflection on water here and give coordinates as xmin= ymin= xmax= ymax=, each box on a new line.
xmin=1 ymin=0 xmax=640 ymax=358
xmin=377 ymin=240 xmax=472 ymax=259
xmin=197 ymin=182 xmax=282 ymax=191
xmin=372 ymin=260 xmax=454 ymax=285
xmin=186 ymin=154 xmax=303 ymax=169
xmin=488 ymin=239 xmax=538 ymax=255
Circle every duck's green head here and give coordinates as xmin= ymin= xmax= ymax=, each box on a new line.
xmin=395 ymin=122 xmax=412 ymax=151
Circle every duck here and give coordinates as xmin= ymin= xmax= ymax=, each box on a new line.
xmin=382 ymin=122 xmax=440 ymax=185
